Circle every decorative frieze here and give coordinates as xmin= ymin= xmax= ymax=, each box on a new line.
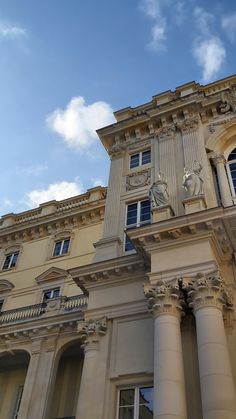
xmin=144 ymin=280 xmax=185 ymax=318
xmin=126 ymin=169 xmax=150 ymax=191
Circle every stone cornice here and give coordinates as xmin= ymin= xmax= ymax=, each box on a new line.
xmin=127 ymin=206 xmax=236 ymax=263
xmin=97 ymin=76 xmax=236 ymax=156
xmin=69 ymin=254 xmax=148 ymax=289
xmin=0 ymin=187 xmax=106 ymax=246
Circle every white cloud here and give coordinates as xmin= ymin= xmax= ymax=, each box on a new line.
xmin=91 ymin=178 xmax=105 ymax=187
xmin=192 ymin=7 xmax=226 ymax=82
xmin=193 ymin=37 xmax=226 ymax=82
xmin=25 ymin=179 xmax=83 ymax=208
xmin=47 ymin=96 xmax=115 ymax=152
xmin=222 ymin=13 xmax=236 ymax=42
xmin=0 ymin=22 xmax=27 ymax=39
xmin=140 ymin=0 xmax=167 ymax=50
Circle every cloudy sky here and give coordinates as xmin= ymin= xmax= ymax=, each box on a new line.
xmin=0 ymin=0 xmax=235 ymax=215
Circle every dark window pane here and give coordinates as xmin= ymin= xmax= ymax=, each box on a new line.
xmin=119 ymin=406 xmax=134 ymax=419
xmin=229 ymin=163 xmax=236 ymax=171
xmin=62 ymin=239 xmax=70 ymax=254
xmin=127 ymin=204 xmax=138 ymax=226
xmin=142 ymin=150 xmax=151 ymax=165
xmin=130 ymin=154 xmax=139 ymax=168
xmin=228 ymin=149 xmax=236 ymax=161
xmin=2 ymin=255 xmax=11 ymax=270
xmin=52 ymin=288 xmax=60 ymax=298
xmin=43 ymin=291 xmax=51 ymax=300
xmin=139 ymin=405 xmax=153 ymax=418
xmin=11 ymin=253 xmax=19 ymax=268
xmin=125 ymin=236 xmax=134 ymax=252
xmin=140 ymin=200 xmax=151 ymax=223
xmin=53 ymin=241 xmax=62 ymax=256
xmin=139 ymin=387 xmax=153 ymax=405
xmin=119 ymin=389 xmax=135 ymax=406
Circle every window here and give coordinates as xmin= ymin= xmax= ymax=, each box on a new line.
xmin=130 ymin=150 xmax=151 ymax=169
xmin=0 ymin=300 xmax=3 ymax=313
xmin=125 ymin=200 xmax=151 ymax=251
xmin=2 ymin=252 xmax=19 ymax=270
xmin=43 ymin=288 xmax=60 ymax=301
xmin=53 ymin=238 xmax=70 ymax=257
xmin=118 ymin=386 xmax=153 ymax=419
xmin=226 ymin=148 xmax=236 ymax=197
xmin=12 ymin=385 xmax=24 ymax=419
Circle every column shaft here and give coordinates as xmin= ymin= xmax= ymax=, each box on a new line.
xmin=154 ymin=314 xmax=187 ymax=419
xmin=195 ymin=306 xmax=236 ymax=419
xmin=17 ymin=351 xmax=40 ymax=419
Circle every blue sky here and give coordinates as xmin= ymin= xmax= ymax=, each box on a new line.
xmin=0 ymin=0 xmax=235 ymax=215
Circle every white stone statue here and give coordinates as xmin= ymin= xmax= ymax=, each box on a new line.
xmin=182 ymin=161 xmax=203 ymax=197
xmin=149 ymin=173 xmax=169 ymax=208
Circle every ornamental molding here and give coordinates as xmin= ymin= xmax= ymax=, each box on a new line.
xmin=185 ymin=271 xmax=233 ymax=313
xmin=155 ymin=124 xmax=176 ymax=140
xmin=177 ymin=114 xmax=200 ymax=133
xmin=208 ymin=115 xmax=236 ymax=133
xmin=69 ymin=254 xmax=147 ymax=289
xmin=144 ymin=280 xmax=185 ymax=318
xmin=77 ymin=317 xmax=107 ymax=351
xmin=126 ymin=169 xmax=150 ymax=191
xmin=209 ymin=152 xmax=226 ymax=166
xmin=0 ymin=279 xmax=14 ymax=294
xmin=35 ymin=267 xmax=69 ymax=285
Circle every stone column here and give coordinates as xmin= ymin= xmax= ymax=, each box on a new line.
xmin=187 ymin=272 xmax=236 ymax=419
xmin=75 ymin=317 xmax=108 ymax=419
xmin=17 ymin=340 xmax=42 ymax=419
xmin=211 ymin=153 xmax=233 ymax=207
xmin=144 ymin=281 xmax=187 ymax=419
xmin=94 ymin=146 xmax=125 ymax=262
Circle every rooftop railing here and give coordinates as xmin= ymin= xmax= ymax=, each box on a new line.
xmin=0 ymin=294 xmax=87 ymax=326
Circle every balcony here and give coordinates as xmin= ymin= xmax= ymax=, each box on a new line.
xmin=0 ymin=294 xmax=88 ymax=326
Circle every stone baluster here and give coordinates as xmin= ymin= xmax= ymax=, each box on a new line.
xmin=75 ymin=317 xmax=108 ymax=419
xmin=187 ymin=272 xmax=236 ymax=419
xmin=211 ymin=153 xmax=233 ymax=207
xmin=144 ymin=281 xmax=187 ymax=419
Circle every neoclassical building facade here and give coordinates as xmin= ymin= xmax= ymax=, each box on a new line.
xmin=1 ymin=74 xmax=236 ymax=419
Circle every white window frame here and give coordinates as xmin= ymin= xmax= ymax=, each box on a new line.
xmin=2 ymin=252 xmax=19 ymax=270
xmin=124 ymin=199 xmax=151 ymax=252
xmin=226 ymin=162 xmax=236 ymax=200
xmin=117 ymin=385 xmax=153 ymax=419
xmin=129 ymin=149 xmax=151 ymax=169
xmin=53 ymin=238 xmax=70 ymax=257
xmin=43 ymin=287 xmax=60 ymax=301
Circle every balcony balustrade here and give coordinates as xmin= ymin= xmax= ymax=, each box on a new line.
xmin=0 ymin=294 xmax=87 ymax=326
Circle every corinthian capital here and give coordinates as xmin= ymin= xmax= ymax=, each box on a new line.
xmin=78 ymin=317 xmax=107 ymax=351
xmin=209 ymin=152 xmax=226 ymax=166
xmin=155 ymin=124 xmax=176 ymax=141
xmin=186 ymin=271 xmax=233 ymax=312
xmin=144 ymin=280 xmax=185 ymax=318
xmin=177 ymin=114 xmax=199 ymax=133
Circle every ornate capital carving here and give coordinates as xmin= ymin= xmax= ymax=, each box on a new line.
xmin=77 ymin=317 xmax=107 ymax=351
xmin=210 ymin=152 xmax=226 ymax=166
xmin=108 ymin=139 xmax=126 ymax=158
xmin=155 ymin=124 xmax=176 ymax=141
xmin=186 ymin=271 xmax=233 ymax=313
xmin=177 ymin=115 xmax=199 ymax=134
xmin=144 ymin=280 xmax=185 ymax=319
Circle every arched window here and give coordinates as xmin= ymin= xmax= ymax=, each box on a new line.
xmin=226 ymin=148 xmax=236 ymax=198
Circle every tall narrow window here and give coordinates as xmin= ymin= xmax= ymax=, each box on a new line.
xmin=125 ymin=200 xmax=151 ymax=251
xmin=12 ymin=385 xmax=24 ymax=419
xmin=226 ymin=148 xmax=236 ymax=198
xmin=118 ymin=386 xmax=153 ymax=419
xmin=2 ymin=252 xmax=19 ymax=270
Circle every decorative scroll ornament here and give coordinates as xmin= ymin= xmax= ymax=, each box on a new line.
xmin=182 ymin=160 xmax=203 ymax=197
xmin=77 ymin=317 xmax=107 ymax=350
xmin=126 ymin=169 xmax=150 ymax=191
xmin=149 ymin=173 xmax=170 ymax=208
xmin=219 ymin=91 xmax=235 ymax=114
xmin=144 ymin=280 xmax=185 ymax=318
xmin=185 ymin=271 xmax=233 ymax=312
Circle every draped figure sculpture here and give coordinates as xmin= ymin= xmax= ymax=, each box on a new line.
xmin=182 ymin=161 xmax=203 ymax=197
xmin=149 ymin=173 xmax=170 ymax=208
